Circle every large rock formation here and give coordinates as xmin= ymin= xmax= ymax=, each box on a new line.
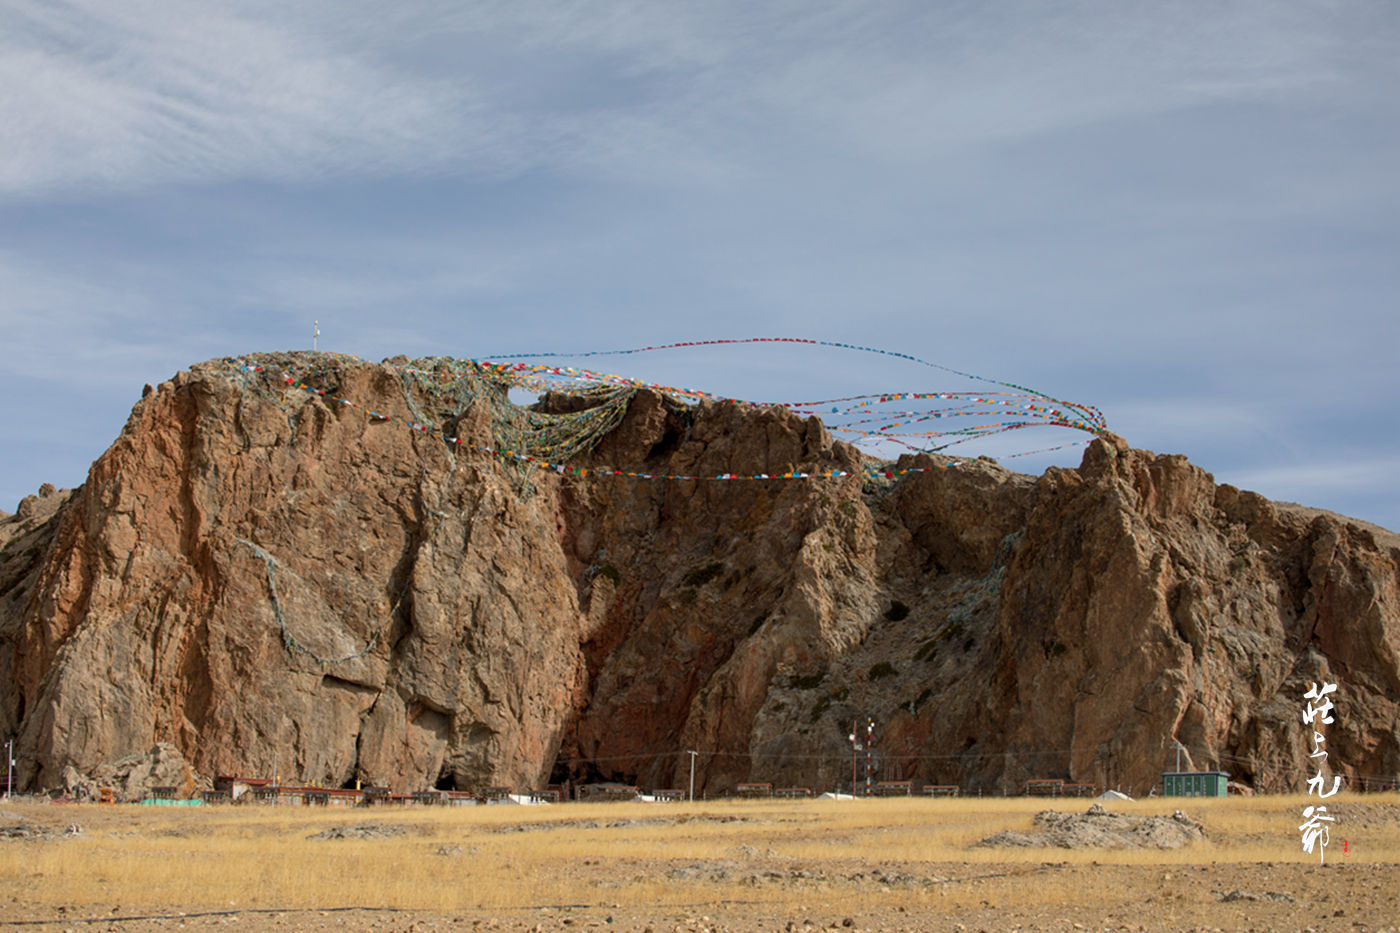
xmin=1 ymin=354 xmax=1396 ymax=796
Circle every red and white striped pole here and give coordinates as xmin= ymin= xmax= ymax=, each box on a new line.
xmin=865 ymin=718 xmax=874 ymax=797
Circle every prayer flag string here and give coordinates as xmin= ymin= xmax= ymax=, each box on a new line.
xmin=225 ymin=338 xmax=1104 ymax=483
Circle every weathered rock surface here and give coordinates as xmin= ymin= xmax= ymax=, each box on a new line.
xmin=60 ymin=742 xmax=199 ymax=802
xmin=1 ymin=354 xmax=1397 ymax=796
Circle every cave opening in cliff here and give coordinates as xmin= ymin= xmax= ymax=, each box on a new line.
xmin=557 ymin=757 xmax=638 ymax=788
xmin=647 ymin=428 xmax=684 ymax=461
xmin=435 ymin=769 xmax=456 ymax=791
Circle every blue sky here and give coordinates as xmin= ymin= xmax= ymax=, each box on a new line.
xmin=2 ymin=1 xmax=1397 ymax=529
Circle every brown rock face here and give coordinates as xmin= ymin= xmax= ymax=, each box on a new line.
xmin=1 ymin=356 xmax=1396 ymax=796
xmin=61 ymin=742 xmax=199 ymax=802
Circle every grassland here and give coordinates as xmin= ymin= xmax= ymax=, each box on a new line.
xmin=2 ymin=793 xmax=1397 ymax=931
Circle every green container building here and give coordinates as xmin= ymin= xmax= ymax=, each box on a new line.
xmin=1161 ymin=770 xmax=1229 ymax=797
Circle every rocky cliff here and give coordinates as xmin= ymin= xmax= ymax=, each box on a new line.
xmin=2 ymin=354 xmax=1397 ymax=796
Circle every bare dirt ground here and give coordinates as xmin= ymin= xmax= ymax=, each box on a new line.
xmin=2 ymin=795 xmax=1397 ymax=933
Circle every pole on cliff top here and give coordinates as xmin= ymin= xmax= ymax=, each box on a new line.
xmin=313 ymin=321 xmax=320 ymax=352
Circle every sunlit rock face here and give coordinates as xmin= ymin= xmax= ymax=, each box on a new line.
xmin=2 ymin=356 xmax=1396 ymax=795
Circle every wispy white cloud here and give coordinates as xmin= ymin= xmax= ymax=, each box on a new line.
xmin=0 ymin=0 xmax=481 ymax=196
xmin=1107 ymin=396 xmax=1289 ymax=448
xmin=1226 ymin=454 xmax=1400 ymax=504
xmin=1 ymin=1 xmax=1397 ymax=529
xmin=1 ymin=1 xmax=1385 ymax=198
xmin=236 ymin=235 xmax=541 ymax=315
xmin=0 ymin=249 xmax=228 ymax=384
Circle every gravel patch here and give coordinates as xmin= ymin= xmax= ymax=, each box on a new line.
xmin=976 ymin=803 xmax=1205 ymax=849
xmin=306 ymin=822 xmax=408 ymax=840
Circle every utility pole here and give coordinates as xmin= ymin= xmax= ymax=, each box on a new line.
xmin=687 ymin=750 xmax=698 ymax=802
xmin=864 ymin=717 xmax=874 ymax=797
xmin=313 ymin=320 xmax=320 ymax=352
xmin=849 ymin=720 xmax=859 ymax=798
xmin=5 ymin=739 xmax=12 ymax=799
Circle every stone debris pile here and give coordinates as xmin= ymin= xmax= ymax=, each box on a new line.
xmin=976 ymin=803 xmax=1206 ymax=849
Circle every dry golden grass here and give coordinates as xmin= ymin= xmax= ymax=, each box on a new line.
xmin=2 ymin=792 xmax=1396 ymax=917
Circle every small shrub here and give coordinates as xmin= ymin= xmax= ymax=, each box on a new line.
xmin=597 ymin=564 xmax=620 ymax=584
xmin=936 ymin=621 xmax=965 ymax=642
xmin=809 ymin=694 xmax=832 ymax=723
xmin=788 ymin=670 xmax=826 ymax=690
xmin=682 ymin=562 xmax=725 ymax=587
xmin=868 ymin=661 xmax=898 ymax=681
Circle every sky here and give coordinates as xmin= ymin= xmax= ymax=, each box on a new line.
xmin=2 ymin=1 xmax=1397 ymax=530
